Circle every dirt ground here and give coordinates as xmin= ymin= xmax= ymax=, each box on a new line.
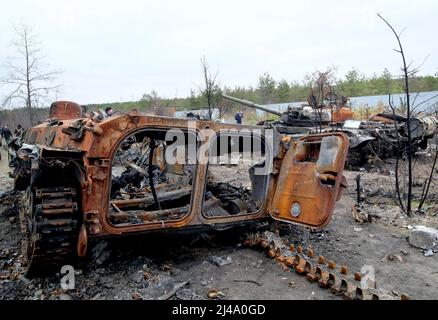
xmin=0 ymin=146 xmax=437 ymax=300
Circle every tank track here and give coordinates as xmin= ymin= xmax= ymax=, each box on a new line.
xmin=243 ymin=231 xmax=410 ymax=300
xmin=20 ymin=186 xmax=79 ymax=276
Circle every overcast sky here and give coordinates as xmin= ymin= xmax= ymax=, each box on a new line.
xmin=0 ymin=0 xmax=437 ymax=105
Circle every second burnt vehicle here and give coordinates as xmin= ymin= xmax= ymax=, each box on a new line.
xmin=222 ymin=94 xmax=438 ymax=166
xmin=12 ymin=101 xmax=349 ymax=275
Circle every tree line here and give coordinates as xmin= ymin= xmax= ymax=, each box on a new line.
xmin=85 ymin=68 xmax=438 ymax=113
xmin=3 ymin=66 xmax=438 ymax=129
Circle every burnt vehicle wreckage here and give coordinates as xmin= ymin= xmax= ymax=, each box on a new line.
xmin=222 ymin=94 xmax=438 ymax=167
xmin=7 ymin=100 xmax=351 ymax=278
xmin=6 ymin=99 xmax=425 ymax=299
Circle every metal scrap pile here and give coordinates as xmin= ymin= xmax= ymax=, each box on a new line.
xmin=204 ymin=182 xmax=259 ymax=216
xmin=341 ymin=114 xmax=437 ymax=167
xmin=221 ymin=94 xmax=437 ymax=168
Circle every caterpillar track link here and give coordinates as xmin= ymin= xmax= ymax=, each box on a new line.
xmin=243 ymin=231 xmax=410 ymax=300
xmin=22 ymin=187 xmax=80 ymax=276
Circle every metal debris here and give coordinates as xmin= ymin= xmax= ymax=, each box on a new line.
xmin=424 ymin=249 xmax=434 ymax=257
xmin=91 ymin=241 xmax=111 ymax=266
xmin=158 ymin=280 xmax=190 ymax=300
xmin=209 ymin=255 xmax=233 ymax=267
xmin=207 ymin=288 xmax=225 ymax=299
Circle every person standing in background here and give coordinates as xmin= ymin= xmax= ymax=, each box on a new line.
xmin=2 ymin=125 xmax=12 ymax=144
xmin=105 ymin=107 xmax=114 ymax=117
xmin=14 ymin=124 xmax=24 ymax=137
xmin=235 ymin=110 xmax=244 ymax=124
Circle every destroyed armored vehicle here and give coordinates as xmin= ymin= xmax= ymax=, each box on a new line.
xmin=12 ymin=101 xmax=349 ymax=275
xmin=222 ymin=95 xmax=437 ymax=167
xmin=222 ymin=94 xmax=353 ymax=134
xmin=340 ymin=114 xmax=438 ymax=165
xmin=222 ymin=94 xmax=374 ymax=166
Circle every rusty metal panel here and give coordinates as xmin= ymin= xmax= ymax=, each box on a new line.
xmin=49 ymin=101 xmax=83 ymax=120
xmin=269 ymin=132 xmax=349 ymax=228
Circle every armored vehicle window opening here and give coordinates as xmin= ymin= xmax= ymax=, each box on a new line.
xmin=201 ymin=131 xmax=270 ymax=219
xmin=107 ymin=128 xmax=198 ymax=227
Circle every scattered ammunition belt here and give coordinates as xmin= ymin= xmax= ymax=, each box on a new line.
xmin=21 ymin=186 xmax=79 ymax=276
xmin=243 ymin=231 xmax=409 ymax=300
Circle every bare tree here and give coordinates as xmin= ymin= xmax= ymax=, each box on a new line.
xmin=305 ymin=67 xmax=337 ymax=132
xmin=199 ymin=56 xmax=220 ymax=120
xmin=1 ymin=25 xmax=61 ymax=126
xmin=378 ymin=13 xmax=438 ymax=216
xmin=217 ymin=93 xmax=230 ymax=119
